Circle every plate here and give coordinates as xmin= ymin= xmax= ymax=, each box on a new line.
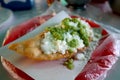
xmin=1 ymin=13 xmax=119 ymax=80
xmin=0 ymin=7 xmax=12 ymax=27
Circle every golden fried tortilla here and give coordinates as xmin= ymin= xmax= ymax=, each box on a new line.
xmin=8 ymin=31 xmax=87 ymax=61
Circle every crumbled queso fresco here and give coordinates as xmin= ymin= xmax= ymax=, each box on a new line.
xmin=40 ymin=18 xmax=94 ymax=55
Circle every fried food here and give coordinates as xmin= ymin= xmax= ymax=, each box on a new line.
xmin=9 ymin=18 xmax=93 ymax=61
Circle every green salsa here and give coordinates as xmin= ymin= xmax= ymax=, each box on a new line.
xmin=67 ymin=39 xmax=78 ymax=48
xmin=63 ymin=58 xmax=74 ymax=70
xmin=46 ymin=18 xmax=92 ymax=48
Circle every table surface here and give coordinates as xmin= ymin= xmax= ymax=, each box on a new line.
xmin=0 ymin=0 xmax=120 ymax=80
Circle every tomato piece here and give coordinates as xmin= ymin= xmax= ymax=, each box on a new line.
xmin=101 ymin=29 xmax=108 ymax=36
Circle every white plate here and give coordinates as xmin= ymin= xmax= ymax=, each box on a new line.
xmin=0 ymin=7 xmax=12 ymax=27
xmin=1 ymin=11 xmax=120 ymax=80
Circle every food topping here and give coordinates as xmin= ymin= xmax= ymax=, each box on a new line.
xmin=41 ymin=18 xmax=93 ymax=54
xmin=63 ymin=58 xmax=74 ymax=70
